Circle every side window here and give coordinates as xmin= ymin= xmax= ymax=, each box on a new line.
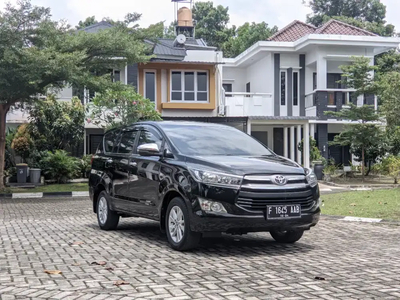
xmin=138 ymin=129 xmax=163 ymax=149
xmin=117 ymin=131 xmax=138 ymax=154
xmin=104 ymin=130 xmax=120 ymax=153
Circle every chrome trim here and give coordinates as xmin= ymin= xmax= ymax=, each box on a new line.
xmin=241 ymin=183 xmax=309 ymax=190
xmin=244 ymin=175 xmax=305 ymax=182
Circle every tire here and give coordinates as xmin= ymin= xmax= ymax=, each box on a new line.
xmin=97 ymin=191 xmax=120 ymax=231
xmin=270 ymin=229 xmax=304 ymax=243
xmin=166 ymin=197 xmax=201 ymax=251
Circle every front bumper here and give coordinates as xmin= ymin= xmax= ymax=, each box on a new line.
xmin=190 ymin=208 xmax=320 ymax=233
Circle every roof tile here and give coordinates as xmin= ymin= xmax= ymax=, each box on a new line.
xmin=268 ymin=20 xmax=316 ymax=42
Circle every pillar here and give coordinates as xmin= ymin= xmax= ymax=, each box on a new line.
xmin=297 ymin=125 xmax=302 ymax=164
xmin=303 ymin=123 xmax=310 ymax=168
xmin=247 ymin=119 xmax=252 ymax=135
xmin=290 ymin=126 xmax=295 ymax=161
xmin=310 ymin=123 xmax=315 ymax=140
xmin=316 ymin=56 xmax=327 ymax=90
xmin=283 ymin=127 xmax=288 ymax=158
xmin=83 ymin=128 xmax=87 ymax=156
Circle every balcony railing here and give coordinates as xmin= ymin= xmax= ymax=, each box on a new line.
xmin=305 ymin=89 xmax=357 ymax=117
xmin=224 ymin=92 xmax=273 ymax=117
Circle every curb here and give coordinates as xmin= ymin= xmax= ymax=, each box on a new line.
xmin=321 ymin=181 xmax=398 ymax=190
xmin=322 ymin=214 xmax=400 ymax=225
xmin=0 ymin=191 xmax=89 ymax=199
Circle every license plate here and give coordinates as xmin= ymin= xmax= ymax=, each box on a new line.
xmin=266 ymin=204 xmax=301 ymax=219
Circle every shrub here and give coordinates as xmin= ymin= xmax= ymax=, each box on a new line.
xmin=11 ymin=124 xmax=33 ymax=160
xmin=43 ymin=150 xmax=80 ymax=183
xmin=79 ymin=155 xmax=92 ymax=178
xmin=298 ymin=137 xmax=323 ymax=162
xmin=380 ymin=155 xmax=400 ymax=184
xmin=26 ymin=150 xmax=49 ymax=170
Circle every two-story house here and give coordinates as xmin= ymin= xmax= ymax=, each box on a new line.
xmin=221 ymin=20 xmax=400 ymax=168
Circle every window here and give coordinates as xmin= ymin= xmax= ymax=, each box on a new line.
xmin=113 ymin=70 xmax=120 ymax=82
xmin=280 ymin=71 xmax=286 ymax=105
xmin=222 ymin=83 xmax=232 ymax=97
xmin=171 ymin=71 xmax=209 ymax=102
xmin=138 ymin=129 xmax=163 ymax=149
xmin=293 ymin=72 xmax=299 ymax=106
xmin=313 ymin=73 xmax=317 ymax=90
xmin=117 ymin=131 xmax=138 ymax=154
xmin=145 ymin=71 xmax=156 ymax=102
xmin=327 ymin=73 xmax=342 ymax=89
xmin=246 ymin=82 xmax=250 ymax=93
xmin=104 ymin=130 xmax=120 ymax=153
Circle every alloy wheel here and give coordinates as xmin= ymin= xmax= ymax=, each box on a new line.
xmin=168 ymin=206 xmax=185 ymax=243
xmin=98 ymin=196 xmax=108 ymax=225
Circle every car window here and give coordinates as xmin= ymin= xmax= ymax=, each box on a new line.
xmin=104 ymin=130 xmax=120 ymax=153
xmin=117 ymin=131 xmax=138 ymax=154
xmin=138 ymin=129 xmax=163 ymax=149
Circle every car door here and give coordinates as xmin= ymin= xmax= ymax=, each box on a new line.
xmin=129 ymin=126 xmax=164 ymax=219
xmin=112 ymin=129 xmax=139 ymax=212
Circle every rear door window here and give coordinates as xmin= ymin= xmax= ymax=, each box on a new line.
xmin=104 ymin=130 xmax=120 ymax=154
xmin=117 ymin=131 xmax=139 ymax=154
xmin=138 ymin=128 xmax=163 ymax=150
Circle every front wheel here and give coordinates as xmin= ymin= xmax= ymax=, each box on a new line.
xmin=270 ymin=229 xmax=304 ymax=243
xmin=97 ymin=191 xmax=120 ymax=230
xmin=166 ymin=197 xmax=201 ymax=251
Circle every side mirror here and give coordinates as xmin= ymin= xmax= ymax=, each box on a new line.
xmin=137 ymin=143 xmax=161 ymax=157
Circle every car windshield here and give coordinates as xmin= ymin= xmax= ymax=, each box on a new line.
xmin=162 ymin=123 xmax=274 ymax=156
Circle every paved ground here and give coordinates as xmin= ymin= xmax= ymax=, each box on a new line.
xmin=0 ymin=197 xmax=399 ymax=300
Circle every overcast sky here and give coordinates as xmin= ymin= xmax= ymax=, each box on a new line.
xmin=1 ymin=0 xmax=400 ymax=32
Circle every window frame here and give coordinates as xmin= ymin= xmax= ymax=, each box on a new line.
xmin=143 ymin=69 xmax=157 ymax=110
xmin=170 ymin=70 xmax=209 ymax=103
xmin=293 ymin=71 xmax=299 ymax=106
xmin=280 ymin=70 xmax=287 ymax=106
xmin=103 ymin=129 xmax=121 ymax=154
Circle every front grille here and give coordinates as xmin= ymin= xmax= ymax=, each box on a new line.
xmin=236 ymin=175 xmax=315 ymax=212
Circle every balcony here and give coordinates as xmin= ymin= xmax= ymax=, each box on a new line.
xmin=224 ymin=92 xmax=273 ymax=117
xmin=305 ymin=89 xmax=359 ymax=118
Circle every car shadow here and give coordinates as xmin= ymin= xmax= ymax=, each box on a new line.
xmin=86 ymin=220 xmax=315 ymax=257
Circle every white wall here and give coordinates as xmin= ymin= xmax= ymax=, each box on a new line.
xmin=245 ymin=54 xmax=273 ymax=94
xmin=327 ymin=61 xmax=350 ymax=73
xmin=223 ymin=67 xmax=247 ymax=92
xmin=184 ymin=50 xmax=217 ymax=62
xmin=57 ymin=87 xmax=73 ymax=101
xmin=280 ymin=53 xmax=300 ymax=68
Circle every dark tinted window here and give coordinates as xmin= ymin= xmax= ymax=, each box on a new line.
xmin=162 ymin=124 xmax=273 ymax=156
xmin=104 ymin=130 xmax=120 ymax=153
xmin=117 ymin=131 xmax=138 ymax=154
xmin=293 ymin=72 xmax=298 ymax=106
xmin=280 ymin=72 xmax=286 ymax=105
xmin=172 ymin=72 xmax=181 ymax=90
xmin=138 ymin=130 xmax=162 ymax=149
xmin=145 ymin=72 xmax=155 ymax=102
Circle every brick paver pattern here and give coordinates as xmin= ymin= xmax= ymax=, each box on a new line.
xmin=0 ymin=197 xmax=399 ymax=300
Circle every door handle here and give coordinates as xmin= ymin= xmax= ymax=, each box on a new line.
xmin=129 ymin=161 xmax=137 ymax=167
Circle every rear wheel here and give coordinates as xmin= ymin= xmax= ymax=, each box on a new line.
xmin=97 ymin=191 xmax=119 ymax=230
xmin=166 ymin=197 xmax=201 ymax=251
xmin=270 ymin=229 xmax=304 ymax=243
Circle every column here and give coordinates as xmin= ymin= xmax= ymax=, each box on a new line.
xmin=297 ymin=125 xmax=302 ymax=164
xmin=310 ymin=123 xmax=315 ymax=140
xmin=290 ymin=126 xmax=295 ymax=161
xmin=283 ymin=127 xmax=288 ymax=158
xmin=303 ymin=123 xmax=310 ymax=168
xmin=247 ymin=119 xmax=252 ymax=135
xmin=83 ymin=129 xmax=87 ymax=156
xmin=316 ymin=56 xmax=327 ymax=90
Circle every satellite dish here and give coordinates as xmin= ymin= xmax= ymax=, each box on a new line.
xmin=176 ymin=34 xmax=187 ymax=45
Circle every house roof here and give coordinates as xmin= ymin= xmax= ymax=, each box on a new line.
xmin=79 ymin=21 xmax=113 ymax=33
xmin=268 ymin=19 xmax=377 ymax=42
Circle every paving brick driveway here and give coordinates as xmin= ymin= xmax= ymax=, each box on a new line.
xmin=0 ymin=197 xmax=399 ymax=300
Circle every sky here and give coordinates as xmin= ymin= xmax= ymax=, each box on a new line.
xmin=1 ymin=0 xmax=400 ymax=32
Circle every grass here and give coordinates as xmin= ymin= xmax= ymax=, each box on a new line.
xmin=328 ymin=174 xmax=396 ymax=185
xmin=0 ymin=183 xmax=88 ymax=194
xmin=322 ymin=189 xmax=400 ymax=221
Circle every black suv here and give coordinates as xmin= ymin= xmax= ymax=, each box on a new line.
xmin=89 ymin=121 xmax=320 ymax=250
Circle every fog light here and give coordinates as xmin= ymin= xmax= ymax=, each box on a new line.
xmin=198 ymin=198 xmax=227 ymax=213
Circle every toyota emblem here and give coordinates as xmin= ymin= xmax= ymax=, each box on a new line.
xmin=273 ymin=175 xmax=287 ymax=186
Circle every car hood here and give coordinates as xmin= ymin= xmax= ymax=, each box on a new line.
xmin=186 ymin=155 xmax=305 ymax=176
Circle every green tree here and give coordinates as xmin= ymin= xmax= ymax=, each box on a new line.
xmin=0 ymin=0 xmax=151 ymax=189
xmin=326 ymin=104 xmax=382 ymax=179
xmin=87 ymin=84 xmax=161 ymax=129
xmin=27 ymin=96 xmax=85 ymax=152
xmin=303 ymin=0 xmax=395 ymax=36
xmin=76 ymin=16 xmax=98 ymax=29
xmin=223 ymin=22 xmax=278 ymax=58
xmin=192 ymin=1 xmax=235 ymax=49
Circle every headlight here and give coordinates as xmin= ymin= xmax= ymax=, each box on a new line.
xmin=305 ymin=168 xmax=318 ymax=187
xmin=189 ymin=168 xmax=243 ymax=189
xmin=198 ymin=198 xmax=227 ymax=213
